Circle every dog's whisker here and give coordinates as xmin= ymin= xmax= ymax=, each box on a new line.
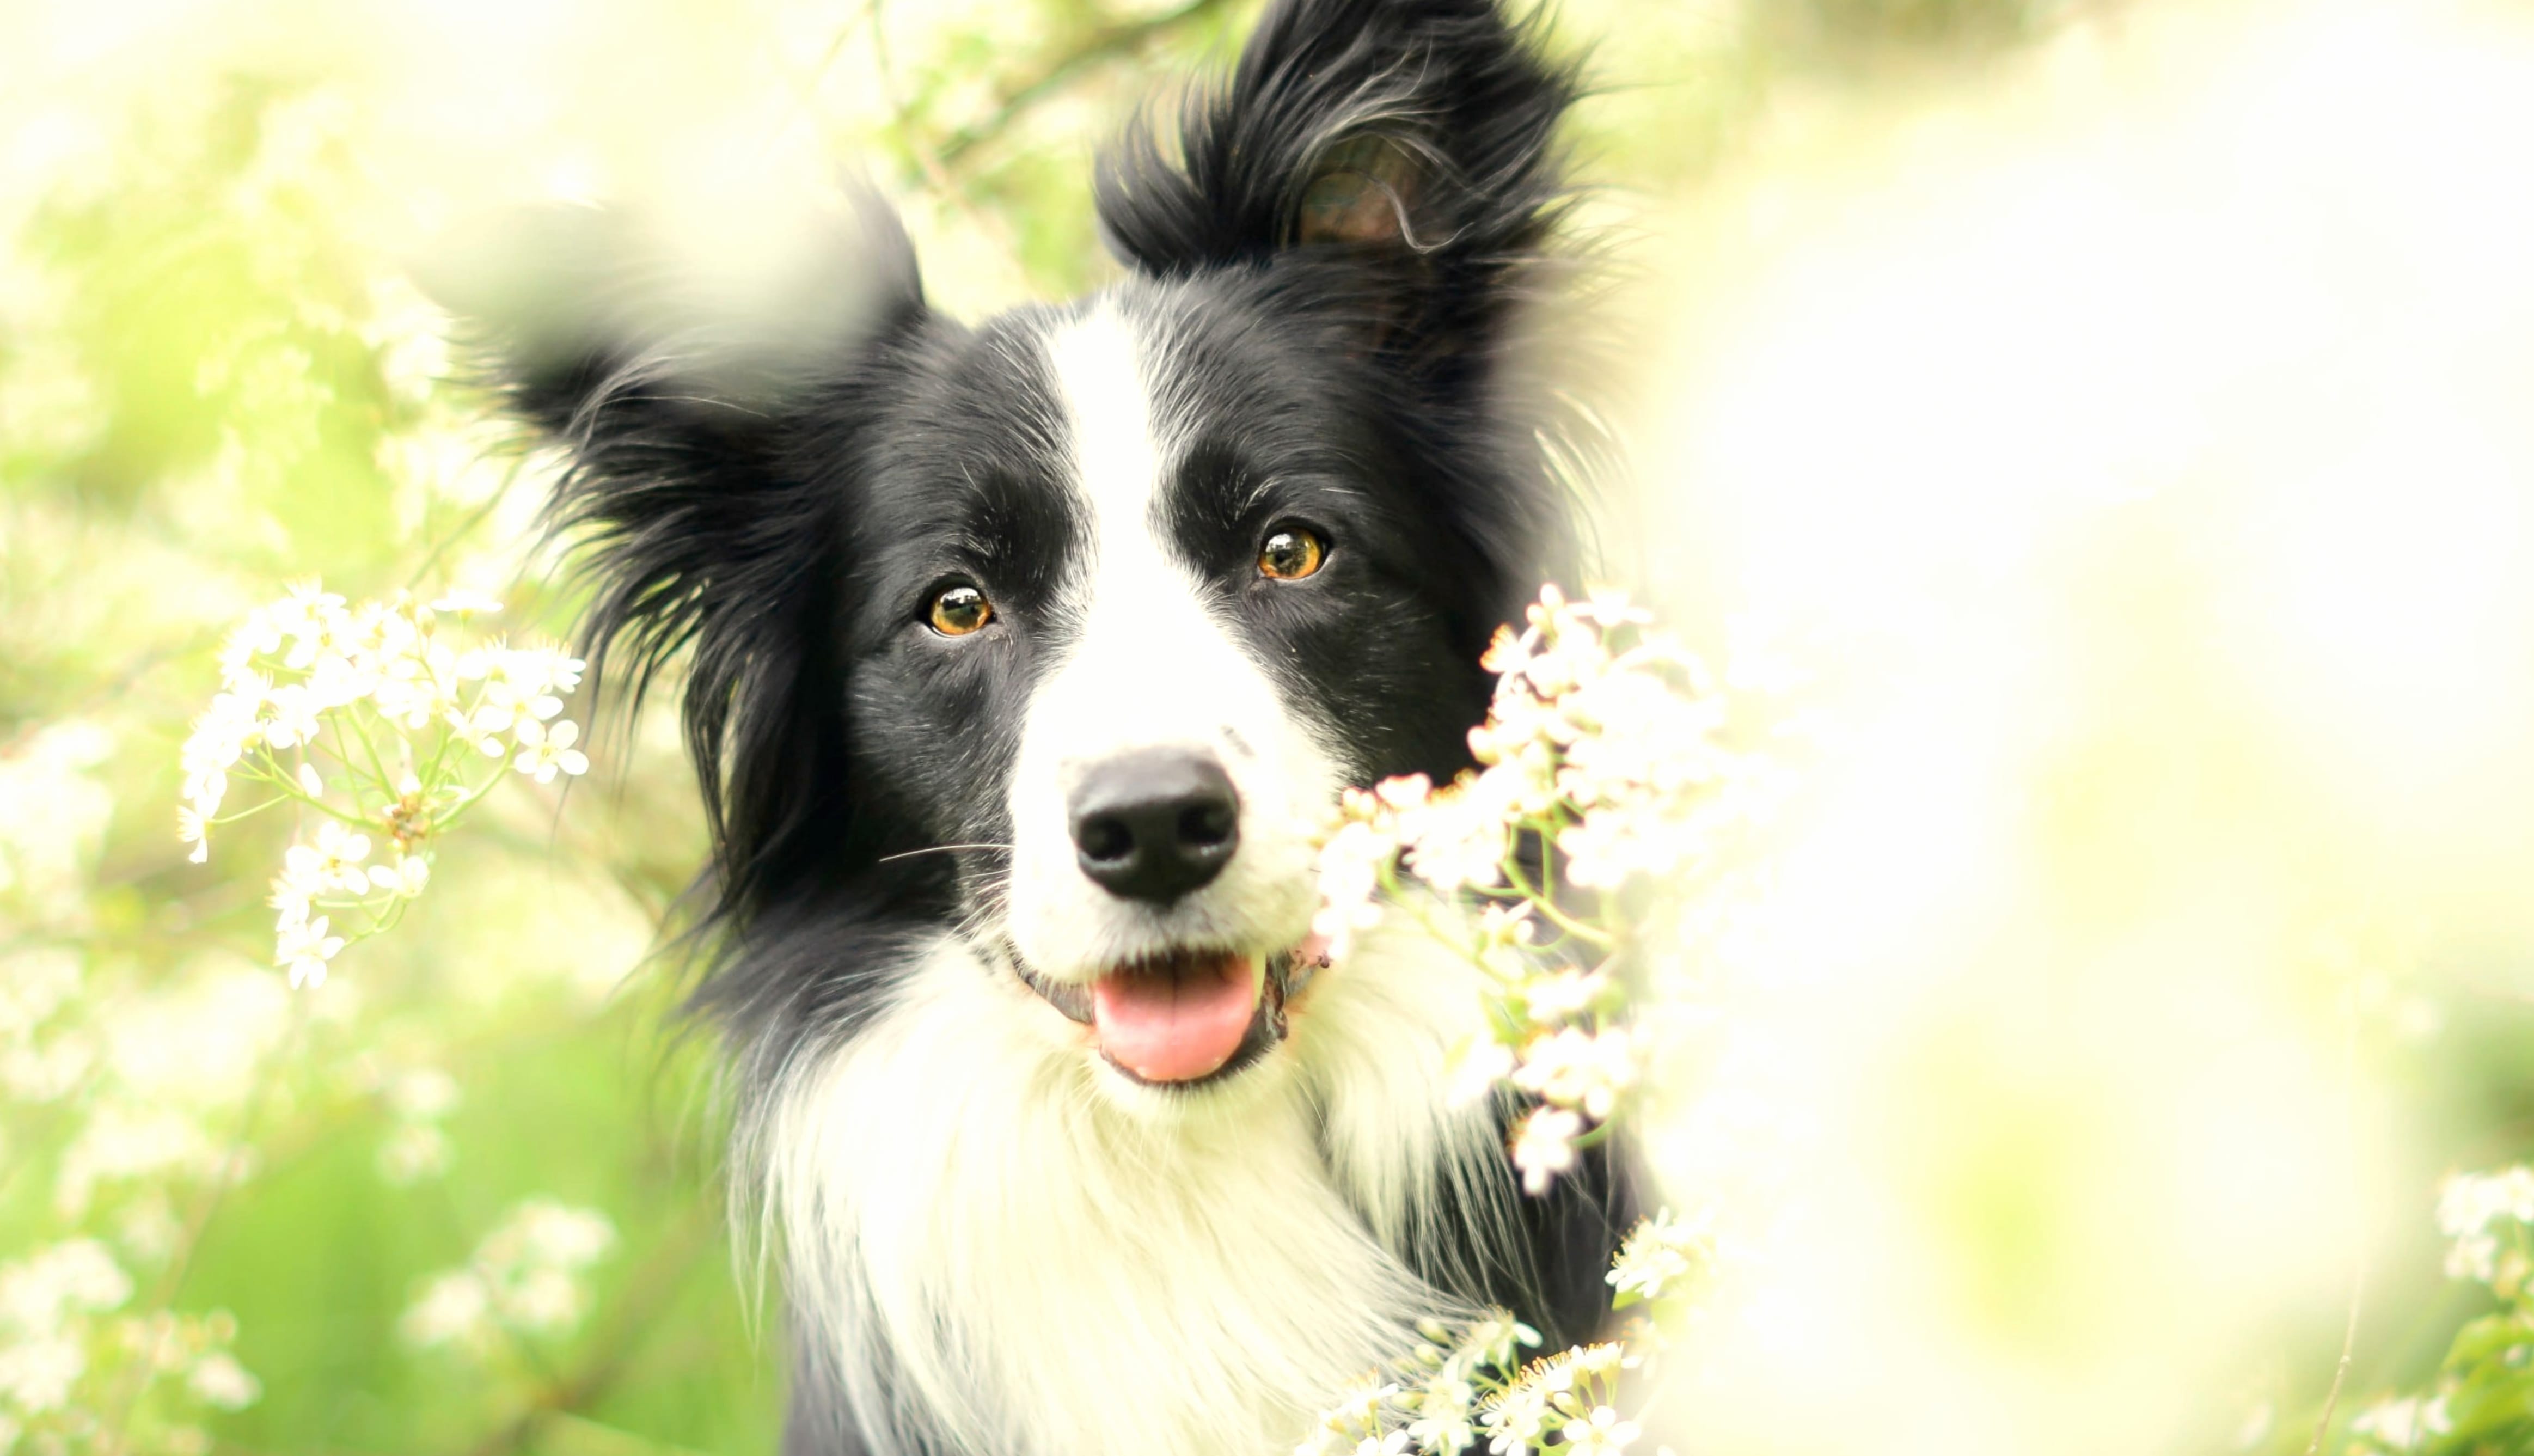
xmin=875 ymin=842 xmax=1015 ymax=864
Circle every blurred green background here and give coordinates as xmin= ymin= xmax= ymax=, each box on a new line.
xmin=5 ymin=0 xmax=2532 ymax=1452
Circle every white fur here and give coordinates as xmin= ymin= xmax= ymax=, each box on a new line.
xmin=764 ymin=920 xmax=1517 ymax=1456
xmin=758 ymin=302 xmax=1535 ymax=1455
xmin=1001 ymin=303 xmax=1336 ymax=987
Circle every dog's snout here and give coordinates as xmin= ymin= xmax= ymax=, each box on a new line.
xmin=1068 ymin=749 xmax=1240 ymax=903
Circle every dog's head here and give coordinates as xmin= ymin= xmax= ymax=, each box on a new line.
xmin=457 ymin=0 xmax=1579 ymax=1097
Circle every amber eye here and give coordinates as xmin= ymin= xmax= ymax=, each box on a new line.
xmin=928 ymin=584 xmax=994 ymax=636
xmin=1258 ymin=526 xmax=1326 ymax=582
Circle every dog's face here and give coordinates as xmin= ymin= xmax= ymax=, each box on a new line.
xmin=838 ymin=280 xmax=1498 ymax=1091
xmin=466 ymin=0 xmax=1575 ymax=1097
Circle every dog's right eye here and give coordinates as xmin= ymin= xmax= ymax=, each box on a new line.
xmin=928 ymin=584 xmax=994 ymax=637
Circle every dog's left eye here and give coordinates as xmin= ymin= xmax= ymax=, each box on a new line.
xmin=928 ymin=584 xmax=994 ymax=636
xmin=1257 ymin=526 xmax=1326 ymax=582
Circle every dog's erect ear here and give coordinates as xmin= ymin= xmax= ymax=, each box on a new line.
xmin=424 ymin=188 xmax=924 ymax=921
xmin=1093 ymin=0 xmax=1576 ymax=314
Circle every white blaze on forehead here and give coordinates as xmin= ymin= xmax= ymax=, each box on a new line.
xmin=1002 ymin=301 xmax=1332 ymax=984
xmin=1045 ymin=302 xmax=1172 ymax=584
xmin=1039 ymin=299 xmax=1222 ymax=732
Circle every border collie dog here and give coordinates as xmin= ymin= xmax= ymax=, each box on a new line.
xmin=468 ymin=1 xmax=1630 ymax=1450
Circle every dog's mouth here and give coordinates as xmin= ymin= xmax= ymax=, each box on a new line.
xmin=1013 ymin=941 xmax=1326 ymax=1088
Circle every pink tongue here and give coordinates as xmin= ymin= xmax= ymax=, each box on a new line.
xmin=1091 ymin=952 xmax=1261 ymax=1082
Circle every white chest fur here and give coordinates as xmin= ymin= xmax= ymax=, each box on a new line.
xmin=761 ymin=928 xmax=1516 ymax=1456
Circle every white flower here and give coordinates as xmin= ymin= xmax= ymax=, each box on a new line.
xmin=512 ymin=718 xmax=589 ymax=784
xmin=400 ymin=1270 xmax=493 ymax=1350
xmin=1402 ymin=1370 xmax=1476 ymax=1454
xmin=1319 ymin=1378 xmax=1400 ymax=1435
xmin=380 ymin=854 xmax=430 ymax=898
xmin=218 ymin=608 xmax=284 ymax=676
xmin=1478 ymin=1381 xmax=1549 ymax=1455
xmin=1510 ymin=1106 xmax=1582 ymax=1196
xmin=1352 ymin=1433 xmax=1410 ymax=1456
xmin=2437 ymin=1166 xmax=2534 ymax=1283
xmin=0 ymin=1335 xmax=84 ymax=1413
xmin=1456 ymin=1314 xmax=1539 ymax=1372
xmin=373 ymin=642 xmax=463 ymax=731
xmin=1570 ymin=1342 xmax=1626 ymax=1379
xmin=1560 ymin=1404 xmax=1641 ymax=1454
xmin=260 ymin=684 xmax=322 ymax=751
xmin=1607 ymin=1208 xmax=1709 ymax=1307
xmin=186 ymin=1351 xmax=261 ymax=1410
xmin=305 ymin=821 xmax=372 ymax=894
xmin=2350 ymin=1395 xmax=2452 ymax=1451
xmin=270 ymin=582 xmax=350 ymax=671
xmin=406 ymin=1199 xmax=619 ymax=1353
xmin=0 ymin=1239 xmax=133 ymax=1329
xmin=1511 ymin=1026 xmax=1637 ymax=1121
xmin=1446 ymin=1039 xmax=1517 ymax=1109
xmin=1313 ymin=816 xmax=1400 ymax=962
xmin=1476 ymin=900 xmax=1536 ymax=946
xmin=177 ymin=805 xmax=211 ymax=864
xmin=378 ymin=1124 xmax=452 ymax=1185
xmin=1396 ymin=781 xmax=1509 ymax=893
xmin=276 ymin=915 xmax=345 ymax=988
xmin=1521 ymin=968 xmax=1608 ymax=1024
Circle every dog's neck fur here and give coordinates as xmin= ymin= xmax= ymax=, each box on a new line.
xmin=761 ymin=922 xmax=1521 ymax=1456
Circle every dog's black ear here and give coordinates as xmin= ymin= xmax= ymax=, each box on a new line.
xmin=1094 ymin=0 xmax=1576 ymax=331
xmin=425 ymin=190 xmax=924 ymax=923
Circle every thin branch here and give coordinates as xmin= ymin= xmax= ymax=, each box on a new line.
xmin=934 ymin=0 xmax=1241 ymax=169
xmin=2304 ymin=946 xmax=2368 ymax=1456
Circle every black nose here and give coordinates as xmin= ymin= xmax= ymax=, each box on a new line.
xmin=1068 ymin=749 xmax=1241 ymax=904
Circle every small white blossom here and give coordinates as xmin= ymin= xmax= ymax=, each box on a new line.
xmin=0 ymin=1335 xmax=84 ymax=1414
xmin=2437 ymin=1166 xmax=2534 ymax=1284
xmin=1511 ymin=1026 xmax=1637 ymax=1121
xmin=187 ymin=1351 xmax=261 ymax=1410
xmin=0 ymin=1240 xmax=133 ymax=1329
xmin=276 ymin=915 xmax=344 ymax=989
xmin=1478 ymin=1381 xmax=1550 ymax=1455
xmin=1446 ymin=1039 xmax=1517 ymax=1109
xmin=1510 ymin=1107 xmax=1582 ymax=1196
xmin=1521 ymin=968 xmax=1608 ymax=1024
xmin=403 ymin=1199 xmax=616 ymax=1356
xmin=512 ymin=718 xmax=589 ymax=783
xmin=2350 ymin=1395 xmax=2453 ymax=1451
xmin=379 ymin=854 xmax=430 ymax=898
xmin=1560 ymin=1404 xmax=1641 ymax=1454
xmin=1607 ymin=1208 xmax=1709 ymax=1307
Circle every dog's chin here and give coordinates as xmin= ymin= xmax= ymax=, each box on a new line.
xmin=1010 ymin=938 xmax=1328 ymax=1096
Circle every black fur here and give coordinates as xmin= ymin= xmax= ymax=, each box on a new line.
xmin=448 ymin=2 xmax=1630 ymax=1451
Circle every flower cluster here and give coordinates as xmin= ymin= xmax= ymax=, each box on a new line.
xmin=2347 ymin=1166 xmax=2534 ymax=1454
xmin=179 ymin=583 xmax=587 ymax=988
xmin=2437 ymin=1165 xmax=2534 ymax=1292
xmin=374 ymin=1067 xmax=461 ymax=1186
xmin=0 ymin=1240 xmax=256 ymax=1456
xmin=0 ymin=721 xmax=117 ymax=935
xmin=1296 ymin=1211 xmax=1705 ymax=1456
xmin=2349 ymin=1395 xmax=2455 ymax=1454
xmin=400 ymin=1200 xmax=616 ymax=1360
xmin=1313 ymin=586 xmax=1747 ymax=1195
xmin=1605 ymin=1206 xmax=1713 ymax=1310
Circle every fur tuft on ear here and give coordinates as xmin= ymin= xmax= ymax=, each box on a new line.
xmin=425 ymin=189 xmax=925 ymax=928
xmin=1093 ymin=0 xmax=1577 ymax=295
